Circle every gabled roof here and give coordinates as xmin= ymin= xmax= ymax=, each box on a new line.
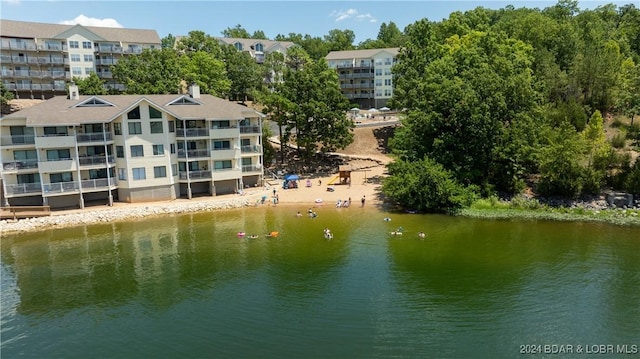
xmin=2 ymin=94 xmax=263 ymax=126
xmin=0 ymin=19 xmax=161 ymax=44
xmin=325 ymin=48 xmax=400 ymax=60
xmin=215 ymin=37 xmax=296 ymax=52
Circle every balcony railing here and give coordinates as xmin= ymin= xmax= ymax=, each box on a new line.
xmin=239 ymin=125 xmax=260 ymax=134
xmin=4 ymin=183 xmax=42 ymax=195
xmin=78 ymin=155 xmax=115 ymax=166
xmin=43 ymin=181 xmax=79 ymax=194
xmin=80 ymin=178 xmax=116 ymax=190
xmin=177 ymin=149 xmax=210 ymax=158
xmin=178 ymin=170 xmax=212 ymax=180
xmin=3 ymin=159 xmax=39 ymax=170
xmin=176 ymin=128 xmax=209 ymax=137
xmin=241 ymin=145 xmax=262 ymax=153
xmin=242 ymin=164 xmax=262 ymax=172
xmin=0 ymin=135 xmax=36 ymax=146
xmin=77 ymin=132 xmax=112 ymax=142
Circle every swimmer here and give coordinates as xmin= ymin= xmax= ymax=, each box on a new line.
xmin=418 ymin=231 xmax=426 ymax=239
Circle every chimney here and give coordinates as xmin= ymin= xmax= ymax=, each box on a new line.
xmin=68 ymin=83 xmax=80 ymax=100
xmin=188 ymin=83 xmax=200 ymax=99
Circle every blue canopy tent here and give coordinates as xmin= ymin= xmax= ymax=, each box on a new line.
xmin=283 ymin=174 xmax=300 ymax=189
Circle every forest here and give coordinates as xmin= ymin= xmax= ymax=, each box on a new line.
xmin=3 ymin=1 xmax=637 ymax=213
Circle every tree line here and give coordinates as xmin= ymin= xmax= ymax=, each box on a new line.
xmin=3 ymin=1 xmax=638 ymax=212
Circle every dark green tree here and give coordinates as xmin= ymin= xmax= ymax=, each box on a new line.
xmin=222 ymin=24 xmax=251 ymax=38
xmin=324 ymin=29 xmax=356 ymax=51
xmin=175 ymin=30 xmax=223 ymax=58
xmin=179 ymin=50 xmax=230 ymax=96
xmin=72 ymin=72 xmax=107 ymax=95
xmin=112 ymin=48 xmax=182 ymax=94
xmin=220 ymin=45 xmax=263 ymax=102
xmin=383 ymin=157 xmax=477 ymax=213
xmin=161 ymin=34 xmax=176 ymax=49
xmin=1 ymin=82 xmax=15 ymax=106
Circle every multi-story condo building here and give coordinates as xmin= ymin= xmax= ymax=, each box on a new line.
xmin=326 ymin=48 xmax=399 ymax=109
xmin=0 ymin=19 xmax=161 ymax=100
xmin=0 ymin=85 xmax=265 ymax=209
xmin=215 ymin=37 xmax=296 ymax=64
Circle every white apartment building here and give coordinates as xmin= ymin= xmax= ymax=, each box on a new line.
xmin=215 ymin=37 xmax=296 ymax=64
xmin=326 ymin=48 xmax=399 ymax=109
xmin=0 ymin=85 xmax=264 ymax=209
xmin=0 ymin=19 xmax=161 ymax=99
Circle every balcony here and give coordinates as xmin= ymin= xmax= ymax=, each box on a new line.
xmin=4 ymin=183 xmax=42 ymax=196
xmin=242 ymin=164 xmax=262 ymax=173
xmin=37 ymin=43 xmax=66 ymax=51
xmin=38 ymin=158 xmax=75 ymax=173
xmin=210 ymin=126 xmax=238 ymax=139
xmin=78 ymin=155 xmax=115 ymax=166
xmin=212 ymin=168 xmax=242 ymax=181
xmin=43 ymin=181 xmax=80 ymax=194
xmin=2 ymin=159 xmax=39 ymax=171
xmin=0 ymin=135 xmax=36 ymax=146
xmin=35 ymin=135 xmax=75 ymax=148
xmin=178 ymin=170 xmax=212 ymax=181
xmin=211 ymin=148 xmax=239 ymax=160
xmin=177 ymin=149 xmax=210 ymax=159
xmin=76 ymin=132 xmax=112 ymax=143
xmin=176 ymin=128 xmax=209 ymax=137
xmin=239 ymin=125 xmax=260 ymax=134
xmin=241 ymin=145 xmax=262 ymax=154
xmin=80 ymin=178 xmax=117 ymax=192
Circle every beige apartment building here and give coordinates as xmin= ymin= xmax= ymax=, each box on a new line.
xmin=0 ymin=85 xmax=264 ymax=209
xmin=326 ymin=48 xmax=399 ymax=109
xmin=0 ymin=19 xmax=161 ymax=99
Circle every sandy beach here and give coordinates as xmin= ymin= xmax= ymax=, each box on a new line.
xmin=0 ymin=157 xmax=388 ymax=235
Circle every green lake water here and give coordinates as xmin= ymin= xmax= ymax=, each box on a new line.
xmin=1 ymin=205 xmax=639 ymax=358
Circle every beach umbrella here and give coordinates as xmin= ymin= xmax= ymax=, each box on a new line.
xmin=350 ymin=107 xmax=360 ymax=111
xmin=284 ymin=174 xmax=299 ymax=181
xmin=368 ymin=108 xmax=379 ymax=112
xmin=380 ymin=106 xmax=390 ymax=111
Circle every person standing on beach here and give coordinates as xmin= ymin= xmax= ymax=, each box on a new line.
xmin=361 ymin=195 xmax=365 ymax=207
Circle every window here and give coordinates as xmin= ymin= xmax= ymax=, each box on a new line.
xmin=118 ymin=168 xmax=127 ymax=180
xmin=150 ymin=121 xmax=163 ymax=134
xmin=154 ymin=166 xmax=167 ymax=178
xmin=170 ymin=143 xmax=176 ymax=154
xmin=384 ymin=79 xmax=392 ymax=86
xmin=168 ymin=121 xmax=175 ymax=132
xmin=234 ymin=42 xmax=243 ymax=51
xmin=128 ymin=122 xmax=142 ymax=135
xmin=127 ymin=106 xmax=141 ymax=119
xmin=214 ymin=160 xmax=232 ymax=170
xmin=84 ymin=54 xmax=93 ymax=62
xmin=85 ymin=67 xmax=94 ymax=74
xmin=44 ymin=126 xmax=67 ymax=135
xmin=72 ymin=67 xmax=82 ymax=75
xmin=212 ymin=120 xmax=231 ymax=129
xmin=130 ymin=145 xmax=144 ymax=157
xmin=255 ymin=43 xmax=264 ymax=52
xmin=46 ymin=149 xmax=71 ymax=161
xmin=132 ymin=168 xmax=146 ymax=180
xmin=69 ymin=41 xmax=79 ymax=49
xmin=375 ymin=79 xmax=382 ymax=86
xmin=17 ymin=173 xmax=39 ymax=184
xmin=82 ymin=41 xmax=92 ymax=49
xmin=149 ymin=106 xmax=162 ymax=119
xmin=171 ymin=164 xmax=177 ymax=176
xmin=153 ymin=144 xmax=164 ymax=156
xmin=242 ymin=157 xmax=252 ymax=166
xmin=375 ymin=69 xmax=382 ymax=76
xmin=116 ymin=146 xmax=124 ymax=158
xmin=384 ymin=69 xmax=392 ymax=76
xmin=50 ymin=172 xmax=73 ymax=183
xmin=114 ymin=122 xmax=122 ymax=135
xmin=70 ymin=54 xmax=81 ymax=62
xmin=213 ymin=140 xmax=231 ymax=150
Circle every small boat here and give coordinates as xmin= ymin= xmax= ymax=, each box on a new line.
xmin=383 ymin=217 xmax=391 ymax=221
xmin=237 ymin=232 xmax=246 ymax=237
xmin=390 ymin=231 xmax=403 ymax=236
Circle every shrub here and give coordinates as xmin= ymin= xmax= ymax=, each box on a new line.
xmin=611 ymin=131 xmax=627 ymax=149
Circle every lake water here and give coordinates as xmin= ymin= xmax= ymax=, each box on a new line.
xmin=1 ymin=206 xmax=639 ymax=358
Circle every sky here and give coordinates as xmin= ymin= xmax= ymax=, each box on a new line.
xmin=1 ymin=0 xmax=636 ymax=43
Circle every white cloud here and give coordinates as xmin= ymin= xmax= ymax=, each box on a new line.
xmin=330 ymin=8 xmax=377 ymax=23
xmin=2 ymin=0 xmax=22 ymax=5
xmin=59 ymin=14 xmax=123 ymax=28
